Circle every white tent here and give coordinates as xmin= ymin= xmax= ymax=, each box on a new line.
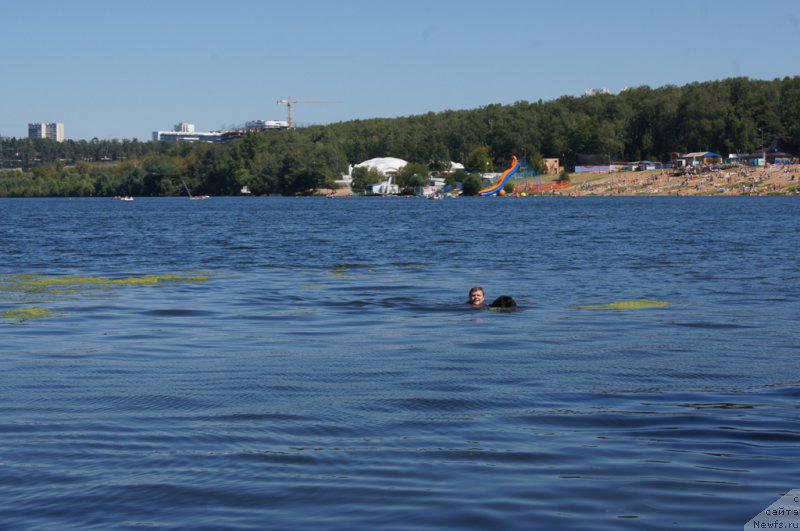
xmin=354 ymin=157 xmax=408 ymax=175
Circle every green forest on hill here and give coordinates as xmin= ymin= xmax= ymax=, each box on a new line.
xmin=1 ymin=76 xmax=799 ymax=197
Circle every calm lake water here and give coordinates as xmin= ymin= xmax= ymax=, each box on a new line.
xmin=1 ymin=196 xmax=798 ymax=530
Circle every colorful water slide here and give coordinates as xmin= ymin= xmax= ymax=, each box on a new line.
xmin=479 ymin=156 xmax=520 ymax=196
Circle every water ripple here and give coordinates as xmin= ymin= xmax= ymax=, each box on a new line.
xmin=1 ymin=197 xmax=798 ymax=530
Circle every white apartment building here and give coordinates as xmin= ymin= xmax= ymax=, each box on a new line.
xmin=28 ymin=122 xmax=65 ymax=142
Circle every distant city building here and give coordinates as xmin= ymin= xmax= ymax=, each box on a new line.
xmin=244 ymin=120 xmax=289 ymax=130
xmin=152 ymin=122 xmax=222 ymax=142
xmin=153 ymin=119 xmax=288 ymax=143
xmin=28 ymin=122 xmax=65 ymax=142
xmin=584 ymin=88 xmax=611 ymax=96
xmin=152 ymin=129 xmax=221 ymax=142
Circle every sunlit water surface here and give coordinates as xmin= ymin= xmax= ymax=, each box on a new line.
xmin=1 ymin=196 xmax=798 ymax=530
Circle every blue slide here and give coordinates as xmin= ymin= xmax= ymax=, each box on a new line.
xmin=479 ymin=156 xmax=520 ymax=196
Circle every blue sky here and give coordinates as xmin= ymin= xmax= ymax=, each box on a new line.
xmin=3 ymin=0 xmax=799 ymax=141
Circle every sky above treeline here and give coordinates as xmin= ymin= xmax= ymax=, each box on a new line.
xmin=3 ymin=0 xmax=799 ymax=140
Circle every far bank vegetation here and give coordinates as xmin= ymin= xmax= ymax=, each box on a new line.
xmin=1 ymin=76 xmax=798 ymax=197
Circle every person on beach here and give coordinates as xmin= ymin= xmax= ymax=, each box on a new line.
xmin=467 ymin=286 xmax=485 ymax=306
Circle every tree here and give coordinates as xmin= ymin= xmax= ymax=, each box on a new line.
xmin=465 ymin=146 xmax=493 ymax=173
xmin=779 ymin=76 xmax=800 ymax=152
xmin=528 ymin=152 xmax=544 ymax=173
xmin=394 ymin=162 xmax=429 ymax=190
xmin=461 ymin=174 xmax=483 ymax=195
xmin=350 ymin=165 xmax=383 ymax=194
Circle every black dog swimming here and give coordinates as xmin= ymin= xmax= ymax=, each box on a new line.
xmin=489 ymin=295 xmax=517 ymax=309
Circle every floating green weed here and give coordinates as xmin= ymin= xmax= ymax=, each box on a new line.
xmin=3 ymin=307 xmax=55 ymax=320
xmin=0 ymin=274 xmax=210 ymax=320
xmin=17 ymin=274 xmax=208 ymax=289
xmin=331 ymin=266 xmax=350 ymax=277
xmin=5 ymin=273 xmax=209 ymax=294
xmin=578 ymin=299 xmax=671 ymax=311
xmin=330 ymin=264 xmax=383 ymax=277
xmin=50 ymin=289 xmax=79 ymax=296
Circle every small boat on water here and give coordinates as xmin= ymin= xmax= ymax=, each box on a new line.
xmin=182 ymin=180 xmax=209 ymax=200
xmin=113 ymin=195 xmax=134 ymax=201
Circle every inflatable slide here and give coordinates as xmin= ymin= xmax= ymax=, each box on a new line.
xmin=479 ymin=156 xmax=520 ymax=196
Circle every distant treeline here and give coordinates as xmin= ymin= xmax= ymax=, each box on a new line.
xmin=1 ymin=76 xmax=798 ymax=197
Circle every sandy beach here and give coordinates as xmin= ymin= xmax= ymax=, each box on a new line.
xmin=560 ymin=164 xmax=800 ymax=196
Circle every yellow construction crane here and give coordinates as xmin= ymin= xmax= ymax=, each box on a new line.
xmin=276 ymin=96 xmax=333 ymax=128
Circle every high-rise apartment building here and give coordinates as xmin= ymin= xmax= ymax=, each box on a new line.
xmin=28 ymin=122 xmax=65 ymax=142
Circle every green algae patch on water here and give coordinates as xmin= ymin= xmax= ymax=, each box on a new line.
xmin=105 ymin=274 xmax=210 ymax=286
xmin=49 ymin=289 xmax=80 ymax=296
xmin=9 ymin=273 xmax=209 ymax=293
xmin=330 ymin=266 xmax=350 ymax=278
xmin=0 ymin=274 xmax=209 ymax=321
xmin=2 ymin=307 xmax=56 ymax=321
xmin=577 ymin=299 xmax=671 ymax=311
xmin=1 ymin=274 xmax=211 ymax=311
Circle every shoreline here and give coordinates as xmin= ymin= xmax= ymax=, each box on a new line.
xmin=556 ymin=164 xmax=800 ymax=196
xmin=319 ymin=164 xmax=800 ymax=197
